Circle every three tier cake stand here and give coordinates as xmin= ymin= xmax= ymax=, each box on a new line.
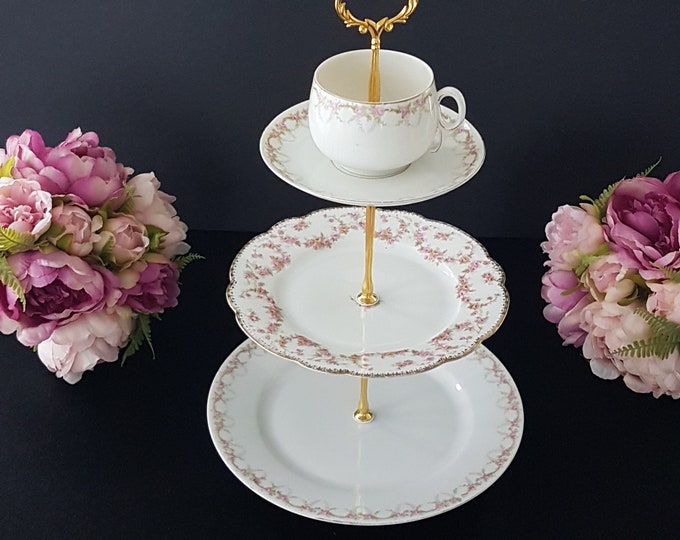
xmin=207 ymin=1 xmax=523 ymax=526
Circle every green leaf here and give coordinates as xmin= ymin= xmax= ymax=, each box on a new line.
xmin=117 ymin=185 xmax=137 ymax=215
xmin=98 ymin=234 xmax=115 ymax=267
xmin=0 ymin=254 xmax=25 ymax=309
xmin=579 ymin=181 xmax=620 ymax=221
xmin=0 ymin=226 xmax=35 ymax=254
xmin=41 ymin=222 xmax=66 ymax=241
xmin=654 ymin=265 xmax=680 ymax=284
xmin=0 ymin=157 xmax=14 ymax=178
xmin=636 ymin=157 xmax=662 ymax=178
xmin=121 ymin=313 xmax=155 ymax=365
xmin=614 ymin=309 xmax=680 ymax=360
xmin=573 ymin=243 xmax=610 ymax=277
xmin=55 ymin=233 xmax=73 ymax=252
xmin=145 ymin=225 xmax=167 ymax=253
xmin=174 ymin=252 xmax=205 ymax=273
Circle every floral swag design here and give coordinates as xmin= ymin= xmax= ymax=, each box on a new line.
xmin=0 ymin=128 xmax=200 ymax=383
xmin=541 ymin=162 xmax=680 ymax=399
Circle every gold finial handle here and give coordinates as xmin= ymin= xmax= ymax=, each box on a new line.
xmin=335 ymin=0 xmax=419 ymax=102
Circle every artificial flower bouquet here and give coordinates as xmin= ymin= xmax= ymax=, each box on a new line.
xmin=541 ymin=162 xmax=680 ymax=398
xmin=0 ymin=128 xmax=200 ymax=383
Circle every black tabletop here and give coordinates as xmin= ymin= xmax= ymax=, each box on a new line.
xmin=1 ymin=230 xmax=678 ymax=539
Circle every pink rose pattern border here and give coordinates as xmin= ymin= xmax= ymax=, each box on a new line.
xmin=208 ymin=341 xmax=523 ymax=524
xmin=261 ymin=104 xmax=481 ymax=197
xmin=227 ymin=207 xmax=508 ymax=377
xmin=310 ymin=86 xmax=433 ymax=131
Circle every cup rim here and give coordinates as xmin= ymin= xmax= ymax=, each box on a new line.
xmin=312 ymin=49 xmax=435 ymax=105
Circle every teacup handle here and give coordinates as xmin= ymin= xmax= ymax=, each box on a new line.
xmin=430 ymin=86 xmax=466 ymax=152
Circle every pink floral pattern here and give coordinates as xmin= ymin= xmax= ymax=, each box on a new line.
xmin=207 ymin=341 xmax=523 ymax=525
xmin=310 ymin=86 xmax=432 ymax=131
xmin=260 ymin=102 xmax=483 ymax=207
xmin=227 ymin=208 xmax=508 ymax=377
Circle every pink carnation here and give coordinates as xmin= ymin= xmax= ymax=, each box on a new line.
xmin=36 ymin=307 xmax=133 ymax=384
xmin=541 ymin=204 xmax=605 ymax=270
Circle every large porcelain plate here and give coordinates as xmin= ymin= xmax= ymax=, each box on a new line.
xmin=227 ymin=207 xmax=508 ymax=378
xmin=259 ymin=101 xmax=485 ymax=207
xmin=207 ymin=340 xmax=524 ymax=525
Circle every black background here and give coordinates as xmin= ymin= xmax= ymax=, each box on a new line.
xmin=0 ymin=1 xmax=678 ymax=237
xmin=1 ymin=2 xmax=679 ymax=538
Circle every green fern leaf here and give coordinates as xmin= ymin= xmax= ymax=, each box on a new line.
xmin=636 ymin=157 xmax=662 ymax=178
xmin=614 ymin=309 xmax=680 ymax=360
xmin=121 ymin=313 xmax=155 ymax=365
xmin=652 ymin=265 xmax=680 ymax=284
xmin=174 ymin=252 xmax=205 ymax=273
xmin=0 ymin=254 xmax=25 ymax=309
xmin=579 ymin=182 xmax=620 ymax=221
xmin=0 ymin=226 xmax=35 ymax=253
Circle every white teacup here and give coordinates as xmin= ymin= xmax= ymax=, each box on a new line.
xmin=308 ymin=49 xmax=466 ymax=178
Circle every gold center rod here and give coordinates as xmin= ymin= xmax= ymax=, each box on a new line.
xmin=335 ymin=1 xmax=420 ymax=423
xmin=353 ymin=376 xmax=374 ymax=423
xmin=356 ymin=205 xmax=378 ymax=306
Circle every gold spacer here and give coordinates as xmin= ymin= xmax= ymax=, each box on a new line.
xmin=353 ymin=409 xmax=374 ymax=423
xmin=356 ymin=292 xmax=379 ymax=307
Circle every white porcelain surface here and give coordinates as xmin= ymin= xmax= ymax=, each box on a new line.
xmin=207 ymin=340 xmax=524 ymax=525
xmin=259 ymin=101 xmax=484 ymax=206
xmin=227 ymin=207 xmax=508 ymax=377
xmin=308 ymin=49 xmax=466 ymax=177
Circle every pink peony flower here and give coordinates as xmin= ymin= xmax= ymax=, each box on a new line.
xmin=612 ymin=351 xmax=680 ymax=399
xmin=646 ymin=281 xmax=680 ymax=325
xmin=119 ymin=257 xmax=180 ymax=314
xmin=36 ymin=307 xmax=133 ymax=384
xmin=127 ymin=173 xmax=189 ymax=258
xmin=0 ymin=177 xmax=52 ymax=236
xmin=1 ymin=128 xmax=129 ymax=210
xmin=605 ymin=174 xmax=680 ymax=279
xmin=47 ymin=203 xmax=102 ymax=257
xmin=581 ymin=252 xmax=629 ymax=300
xmin=580 ymin=300 xmax=650 ymax=380
xmin=541 ymin=204 xmax=605 ymax=270
xmin=0 ymin=129 xmax=47 ymax=174
xmin=554 ymin=296 xmax=591 ymax=348
xmin=541 ymin=267 xmax=592 ymax=347
xmin=0 ymin=250 xmax=120 ymax=346
xmin=543 ymin=170 xmax=680 ymax=398
xmin=94 ymin=215 xmax=149 ymax=268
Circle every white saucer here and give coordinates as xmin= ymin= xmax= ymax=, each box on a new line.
xmin=259 ymin=101 xmax=485 ymax=207
xmin=207 ymin=340 xmax=524 ymax=526
xmin=227 ymin=207 xmax=508 ymax=378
